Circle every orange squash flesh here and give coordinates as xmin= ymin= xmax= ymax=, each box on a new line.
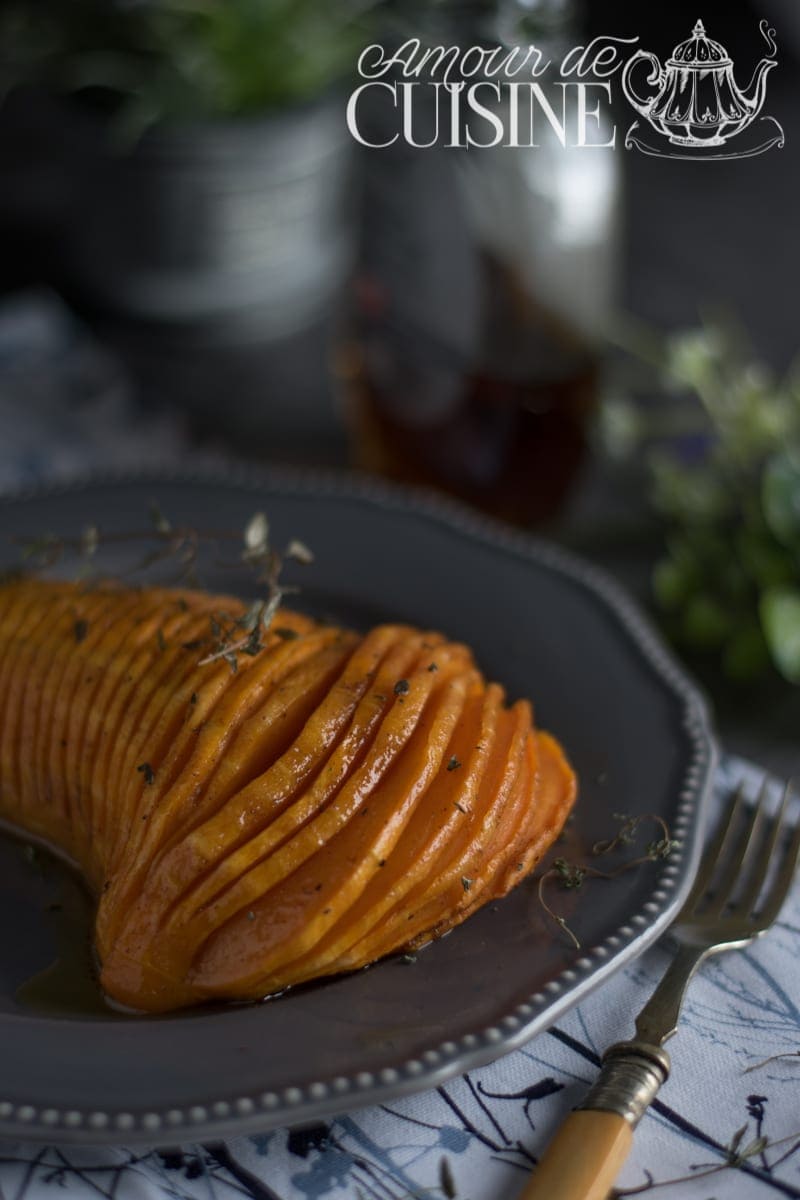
xmin=283 ymin=684 xmax=496 ymax=981
xmin=165 ymin=631 xmax=444 ymax=931
xmin=340 ymin=702 xmax=534 ymax=968
xmin=0 ymin=576 xmax=577 ymax=1012
xmin=190 ymin=664 xmax=477 ymax=992
xmin=102 ymin=628 xmax=350 ymax=929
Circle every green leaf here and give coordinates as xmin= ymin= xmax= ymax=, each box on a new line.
xmin=762 ymin=449 xmax=800 ymax=546
xmin=737 ymin=527 xmax=795 ymax=589
xmin=760 ymin=586 xmax=800 ymax=683
xmin=682 ymin=594 xmax=733 ymax=650
xmin=598 ymin=397 xmax=643 ymax=460
xmin=653 ymin=557 xmax=691 ymax=611
xmin=663 ymin=327 xmax=725 ymax=394
xmin=722 ymin=625 xmax=771 ymax=682
xmin=1 ymin=0 xmax=374 ymax=119
xmin=649 ymin=453 xmax=730 ymax=524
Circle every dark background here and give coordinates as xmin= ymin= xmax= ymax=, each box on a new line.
xmin=0 ymin=0 xmax=798 ymax=772
xmin=2 ymin=0 xmax=798 ymax=364
xmin=586 ymin=0 xmax=800 ymax=773
xmin=586 ymin=0 xmax=799 ymax=369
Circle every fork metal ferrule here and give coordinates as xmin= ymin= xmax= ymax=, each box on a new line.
xmin=580 ymin=1041 xmax=671 ymax=1128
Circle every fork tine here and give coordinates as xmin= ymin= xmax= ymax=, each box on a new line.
xmin=708 ymin=778 xmax=771 ymax=917
xmin=736 ymin=781 xmax=789 ymax=915
xmin=757 ymin=786 xmax=800 ymax=928
xmin=680 ymin=782 xmax=746 ymax=916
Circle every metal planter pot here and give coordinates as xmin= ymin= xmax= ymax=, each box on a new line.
xmin=61 ymin=94 xmax=355 ymax=447
xmin=66 ymin=94 xmax=353 ymax=330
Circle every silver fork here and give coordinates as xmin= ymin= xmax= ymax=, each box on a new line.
xmin=520 ymin=777 xmax=800 ymax=1200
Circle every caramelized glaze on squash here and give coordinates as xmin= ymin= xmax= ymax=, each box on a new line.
xmin=0 ymin=577 xmax=576 ymax=1012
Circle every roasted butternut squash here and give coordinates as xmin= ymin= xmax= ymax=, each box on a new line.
xmin=0 ymin=577 xmax=576 ymax=1012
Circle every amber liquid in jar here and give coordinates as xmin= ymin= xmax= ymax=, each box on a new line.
xmin=346 ymin=257 xmax=597 ymax=527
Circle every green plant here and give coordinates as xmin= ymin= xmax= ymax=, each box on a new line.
xmin=602 ymin=320 xmax=800 ymax=684
xmin=0 ymin=0 xmax=374 ymax=128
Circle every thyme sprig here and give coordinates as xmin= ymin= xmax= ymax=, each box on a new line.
xmin=537 ymin=812 xmax=677 ymax=949
xmin=17 ymin=504 xmax=201 ymax=584
xmin=195 ymin=514 xmax=314 ymax=671
xmin=11 ymin=506 xmax=315 ymax=674
xmin=611 ymin=1123 xmax=800 ymax=1196
xmin=743 ymin=1050 xmax=800 ymax=1074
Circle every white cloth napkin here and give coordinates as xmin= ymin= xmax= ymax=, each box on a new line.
xmin=0 ymin=756 xmax=796 ymax=1200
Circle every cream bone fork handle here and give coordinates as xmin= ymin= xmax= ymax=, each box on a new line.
xmin=518 ymin=777 xmax=800 ymax=1200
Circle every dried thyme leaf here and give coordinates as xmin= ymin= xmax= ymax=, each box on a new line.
xmin=238 ymin=600 xmax=265 ymax=633
xmin=394 ymin=678 xmax=410 ymax=696
xmin=447 ymin=756 xmax=462 ymax=772
xmin=461 ymin=876 xmax=473 ymax=892
xmin=286 ymin=538 xmax=314 ymax=565
xmin=22 ymin=533 xmax=60 ymax=563
xmin=242 ymin=627 xmax=263 ymax=657
xmin=81 ymin=524 xmax=99 ymax=558
xmin=646 ymin=837 xmax=677 ymax=861
xmin=261 ymin=591 xmax=282 ymax=631
xmin=243 ymin=512 xmax=269 ymax=559
xmin=137 ymin=762 xmax=155 ymax=786
xmin=149 ymin=501 xmax=172 ymax=535
xmin=553 ymin=857 xmax=587 ymax=889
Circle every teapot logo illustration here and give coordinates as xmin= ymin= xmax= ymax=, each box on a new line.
xmin=622 ymin=18 xmax=785 ymax=159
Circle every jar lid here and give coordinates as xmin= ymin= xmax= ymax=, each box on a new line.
xmin=668 ymin=19 xmax=732 ymax=68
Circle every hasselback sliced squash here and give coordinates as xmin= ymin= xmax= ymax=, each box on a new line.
xmin=0 ymin=577 xmax=576 ymax=1012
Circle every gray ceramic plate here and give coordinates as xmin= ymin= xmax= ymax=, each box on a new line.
xmin=0 ymin=469 xmax=716 ymax=1145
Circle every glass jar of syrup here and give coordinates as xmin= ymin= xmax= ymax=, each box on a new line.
xmin=343 ymin=0 xmax=620 ymax=526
